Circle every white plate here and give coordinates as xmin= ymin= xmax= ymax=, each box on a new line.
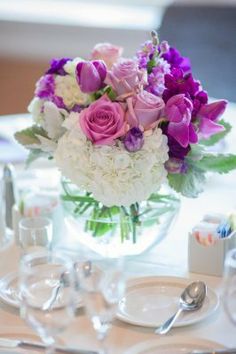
xmin=117 ymin=276 xmax=219 ymax=328
xmin=0 ymin=272 xmax=20 ymax=308
xmin=0 ymin=272 xmax=83 ymax=309
xmin=124 ymin=336 xmax=226 ymax=354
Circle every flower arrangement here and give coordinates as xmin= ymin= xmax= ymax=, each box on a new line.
xmin=15 ymin=31 xmax=236 ymax=245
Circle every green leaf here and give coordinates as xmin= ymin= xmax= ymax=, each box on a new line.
xmin=61 ymin=195 xmax=98 ymax=204
xmin=187 ymin=144 xmax=206 ymax=161
xmin=26 ymin=149 xmax=49 ymax=167
xmin=14 ymin=125 xmax=48 ymax=146
xmin=147 ymin=59 xmax=156 ymax=74
xmin=104 ymin=86 xmax=117 ymax=101
xmin=196 ymin=154 xmax=236 ymax=174
xmin=148 ymin=193 xmax=179 ymax=203
xmin=168 ymin=165 xmax=206 ymax=198
xmin=199 ymin=119 xmax=232 ymax=146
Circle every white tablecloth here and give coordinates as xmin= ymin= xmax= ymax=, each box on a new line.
xmin=0 ymin=103 xmax=236 ymax=352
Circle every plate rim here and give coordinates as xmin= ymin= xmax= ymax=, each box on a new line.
xmin=117 ymin=275 xmax=219 ymax=328
xmin=123 ymin=335 xmax=226 ymax=354
xmin=0 ymin=271 xmax=19 ymax=308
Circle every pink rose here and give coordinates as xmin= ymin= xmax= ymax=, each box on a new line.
xmin=91 ymin=42 xmax=123 ymax=69
xmin=79 ymin=95 xmax=126 ymax=145
xmin=105 ymin=59 xmax=144 ymax=96
xmin=126 ymin=91 xmax=165 ymax=130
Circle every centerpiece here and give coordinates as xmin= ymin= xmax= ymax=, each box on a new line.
xmin=15 ymin=31 xmax=236 ymax=256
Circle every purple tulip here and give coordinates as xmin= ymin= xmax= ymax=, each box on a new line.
xmin=165 ymin=94 xmax=198 ymax=148
xmin=124 ymin=127 xmax=144 ymax=152
xmin=76 ymin=60 xmax=107 ymax=93
xmin=198 ymin=100 xmax=227 ymax=122
xmin=197 ymin=100 xmax=227 ymax=139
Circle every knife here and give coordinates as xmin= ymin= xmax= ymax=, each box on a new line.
xmin=190 ymin=349 xmax=236 ymax=354
xmin=0 ymin=338 xmax=98 ymax=354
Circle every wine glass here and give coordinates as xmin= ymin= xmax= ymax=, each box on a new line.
xmin=19 ymin=217 xmax=53 ymax=255
xmin=19 ymin=251 xmax=76 ymax=354
xmin=76 ymin=253 xmax=125 ymax=354
xmin=223 ymin=248 xmax=236 ymax=325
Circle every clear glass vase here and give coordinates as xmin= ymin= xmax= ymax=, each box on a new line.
xmin=60 ymin=179 xmax=180 ymax=257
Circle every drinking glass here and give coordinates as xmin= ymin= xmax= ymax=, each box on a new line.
xmin=19 ymin=217 xmax=53 ymax=255
xmin=223 ymin=248 xmax=236 ymax=325
xmin=19 ymin=251 xmax=76 ymax=354
xmin=76 ymin=253 xmax=125 ymax=354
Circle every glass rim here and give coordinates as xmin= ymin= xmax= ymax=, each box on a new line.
xmin=20 ymin=250 xmax=73 ymax=273
xmin=19 ymin=216 xmax=52 ymax=231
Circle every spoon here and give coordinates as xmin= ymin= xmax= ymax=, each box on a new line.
xmin=155 ymin=280 xmax=207 ymax=335
xmin=42 ymin=260 xmax=92 ymax=311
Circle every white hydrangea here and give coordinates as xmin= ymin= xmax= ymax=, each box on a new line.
xmin=55 ymin=75 xmax=89 ymax=108
xmin=63 ymin=57 xmax=84 ymax=76
xmin=54 ymin=117 xmax=169 ymax=207
xmin=28 ymin=99 xmax=68 ymax=141
xmin=28 ymin=97 xmax=44 ymax=123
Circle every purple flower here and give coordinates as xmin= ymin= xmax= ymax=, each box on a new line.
xmin=192 ymin=90 xmax=208 ymax=117
xmin=136 ymin=40 xmax=158 ymax=62
xmin=145 ymin=58 xmax=170 ymax=96
xmin=76 ymin=60 xmax=107 ymax=93
xmin=198 ymin=100 xmax=227 ymax=121
xmin=163 ymin=68 xmax=200 ymax=102
xmin=165 ymin=94 xmax=198 ymax=148
xmin=123 ymin=127 xmax=144 ymax=152
xmin=159 ymin=40 xmax=170 ymax=54
xmin=162 ymin=124 xmax=191 ymax=159
xmin=197 ymin=100 xmax=227 ymax=139
xmin=162 ymin=47 xmax=191 ymax=73
xmin=165 ymin=157 xmax=189 ymax=174
xmin=71 ymin=104 xmax=82 ymax=113
xmin=46 ymin=57 xmax=72 ymax=76
xmin=51 ymin=95 xmax=66 ymax=110
xmin=35 ymin=74 xmax=55 ymax=99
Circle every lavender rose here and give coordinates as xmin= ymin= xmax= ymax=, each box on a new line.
xmin=105 ymin=59 xmax=144 ymax=96
xmin=91 ymin=42 xmax=123 ymax=69
xmin=126 ymin=90 xmax=165 ymax=130
xmin=79 ymin=95 xmax=126 ymax=145
xmin=76 ymin=60 xmax=107 ymax=93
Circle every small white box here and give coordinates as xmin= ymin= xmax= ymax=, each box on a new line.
xmin=188 ymin=232 xmax=236 ymax=277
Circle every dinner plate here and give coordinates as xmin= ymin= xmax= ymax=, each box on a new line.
xmin=0 ymin=272 xmax=83 ymax=309
xmin=124 ymin=336 xmax=226 ymax=354
xmin=0 ymin=272 xmax=20 ymax=308
xmin=117 ymin=276 xmax=219 ymax=328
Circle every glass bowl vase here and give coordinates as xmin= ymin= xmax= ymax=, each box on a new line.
xmin=59 ymin=179 xmax=180 ymax=257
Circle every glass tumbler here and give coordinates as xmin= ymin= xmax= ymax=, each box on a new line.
xmin=19 ymin=217 xmax=53 ymax=255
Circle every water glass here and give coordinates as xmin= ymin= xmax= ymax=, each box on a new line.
xmin=223 ymin=248 xmax=236 ymax=325
xmin=76 ymin=253 xmax=125 ymax=354
xmin=19 ymin=217 xmax=53 ymax=255
xmin=19 ymin=250 xmax=76 ymax=354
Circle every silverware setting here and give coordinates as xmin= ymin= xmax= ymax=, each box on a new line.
xmin=155 ymin=281 xmax=207 ymax=335
xmin=0 ymin=337 xmax=98 ymax=354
